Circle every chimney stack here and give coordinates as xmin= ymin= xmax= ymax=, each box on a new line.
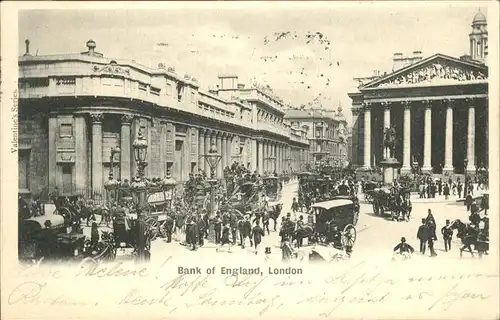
xmin=411 ymin=50 xmax=423 ymax=63
xmin=217 ymin=74 xmax=239 ymax=90
xmin=392 ymin=53 xmax=404 ymax=71
xmin=24 ymin=39 xmax=31 ymax=56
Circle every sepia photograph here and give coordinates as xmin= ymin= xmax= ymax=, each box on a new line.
xmin=1 ymin=1 xmax=499 ymax=319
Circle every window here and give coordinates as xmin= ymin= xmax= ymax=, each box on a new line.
xmin=166 ymin=83 xmax=173 ymax=96
xmin=60 ymin=124 xmax=73 ymax=137
xmin=18 ymin=150 xmax=30 ymax=190
xmin=175 ymin=141 xmax=183 ymax=151
xmin=150 ymin=87 xmax=161 ymax=96
xmin=62 ymin=164 xmax=73 ymax=195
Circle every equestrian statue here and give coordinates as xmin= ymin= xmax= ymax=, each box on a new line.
xmin=383 ymin=125 xmax=397 ymax=159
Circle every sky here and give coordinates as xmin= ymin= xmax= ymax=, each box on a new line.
xmin=18 ymin=3 xmax=489 ymax=125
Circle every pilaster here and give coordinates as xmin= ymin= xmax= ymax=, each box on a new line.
xmin=120 ymin=114 xmax=133 ymax=182
xmin=90 ymin=112 xmax=104 ymax=199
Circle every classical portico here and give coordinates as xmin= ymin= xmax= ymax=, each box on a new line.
xmin=350 ymin=54 xmax=488 ymax=174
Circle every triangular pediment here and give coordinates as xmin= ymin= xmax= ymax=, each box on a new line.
xmin=361 ymin=54 xmax=488 ymax=89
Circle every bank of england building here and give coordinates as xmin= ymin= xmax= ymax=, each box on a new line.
xmin=18 ymin=40 xmax=309 ymax=199
xmin=349 ymin=11 xmax=488 ymax=175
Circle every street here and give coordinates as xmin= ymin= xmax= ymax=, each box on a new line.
xmin=140 ymin=180 xmax=476 ymax=264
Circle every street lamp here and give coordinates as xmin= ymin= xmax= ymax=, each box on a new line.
xmin=104 ymin=147 xmax=121 ymax=203
xmin=201 ymin=143 xmax=222 ymax=219
xmin=161 ymin=170 xmax=176 ymax=210
xmin=132 ymin=131 xmax=149 ymax=262
xmin=464 ymin=158 xmax=469 ymax=197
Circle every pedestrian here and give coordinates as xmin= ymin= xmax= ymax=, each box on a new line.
xmin=438 ymin=179 xmax=442 ymax=196
xmin=214 ymin=213 xmax=222 ymax=244
xmin=292 ymin=197 xmax=299 ymax=214
xmin=417 ymin=218 xmax=429 ymax=254
xmin=164 ymin=213 xmax=174 ymax=243
xmin=239 ymin=215 xmax=252 ymax=248
xmin=465 ymin=192 xmax=473 ymax=211
xmin=262 ymin=212 xmax=270 ymax=235
xmin=197 ymin=216 xmax=206 ymax=246
xmin=296 ymin=215 xmax=305 ymax=248
xmin=90 ymin=222 xmax=100 ymax=247
xmin=281 ymin=236 xmax=296 ymax=262
xmin=251 ymin=221 xmax=265 ymax=254
xmin=457 ymin=182 xmax=463 ymax=198
xmin=441 ymin=219 xmax=453 ymax=252
xmin=230 ymin=212 xmax=239 ymax=244
xmin=393 ymin=237 xmax=415 ymax=255
xmin=216 ymin=223 xmax=232 ymax=253
xmin=425 ymin=210 xmax=438 ymax=257
xmin=443 ymin=183 xmax=450 ymax=200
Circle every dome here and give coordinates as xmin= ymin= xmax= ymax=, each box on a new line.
xmin=472 ymin=11 xmax=487 ymax=24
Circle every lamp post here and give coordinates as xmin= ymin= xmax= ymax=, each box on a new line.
xmin=464 ymin=158 xmax=469 ymax=197
xmin=104 ymin=147 xmax=121 ymax=203
xmin=132 ymin=131 xmax=149 ymax=262
xmin=161 ymin=170 xmax=176 ymax=210
xmin=201 ymin=143 xmax=222 ymax=219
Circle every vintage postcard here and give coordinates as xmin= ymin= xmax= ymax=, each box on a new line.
xmin=1 ymin=1 xmax=499 ymax=319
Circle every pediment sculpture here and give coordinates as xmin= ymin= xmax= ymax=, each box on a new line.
xmin=376 ymin=61 xmax=487 ymax=88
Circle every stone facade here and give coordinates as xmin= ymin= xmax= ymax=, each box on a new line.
xmin=348 ymin=12 xmax=489 ymax=174
xmin=284 ymin=105 xmax=348 ymax=168
xmin=18 ymin=40 xmax=309 ymax=199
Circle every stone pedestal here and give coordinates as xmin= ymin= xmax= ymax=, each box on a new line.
xmin=380 ymin=158 xmax=401 ymax=185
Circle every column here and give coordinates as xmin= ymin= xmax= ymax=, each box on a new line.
xmin=422 ymin=102 xmax=432 ymax=172
xmin=90 ymin=112 xmax=104 ymax=199
xmin=74 ymin=115 xmax=88 ymax=194
xmin=225 ymin=134 xmax=231 ymax=168
xmin=382 ymin=101 xmax=391 ymax=159
xmin=120 ymin=114 xmax=133 ymax=182
xmin=198 ymin=128 xmax=205 ymax=173
xmin=221 ymin=133 xmax=227 ymax=172
xmin=363 ymin=105 xmax=371 ymax=169
xmin=443 ymin=101 xmax=454 ymax=173
xmin=401 ymin=102 xmax=412 ymax=171
xmin=251 ymin=139 xmax=258 ymax=172
xmin=48 ymin=115 xmax=57 ymax=192
xmin=466 ymin=104 xmax=476 ymax=172
xmin=204 ymin=131 xmax=211 ymax=175
xmin=257 ymin=140 xmax=263 ymax=175
xmin=216 ymin=132 xmax=223 ymax=178
xmin=277 ymin=144 xmax=282 ymax=173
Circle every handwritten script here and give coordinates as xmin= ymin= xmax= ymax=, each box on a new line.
xmin=5 ymin=259 xmax=498 ymax=318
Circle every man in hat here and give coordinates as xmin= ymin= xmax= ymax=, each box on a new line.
xmin=441 ymin=219 xmax=453 ymax=252
xmin=164 ymin=212 xmax=174 ymax=243
xmin=393 ymin=237 xmax=415 ymax=255
xmin=214 ymin=213 xmax=222 ymax=244
xmin=251 ymin=221 xmax=265 ymax=254
xmin=296 ymin=215 xmax=305 ymax=248
xmin=239 ymin=215 xmax=252 ymax=248
xmin=217 ymin=223 xmax=232 ymax=253
xmin=230 ymin=211 xmax=239 ymax=244
xmin=281 ymin=235 xmax=296 ymax=262
xmin=416 ymin=218 xmax=429 ymax=254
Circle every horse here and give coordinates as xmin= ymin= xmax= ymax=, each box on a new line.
xmin=383 ymin=127 xmax=396 ymax=159
xmin=449 ymin=219 xmax=487 ymax=258
xmin=292 ymin=225 xmax=315 ymax=246
xmin=267 ymin=203 xmax=283 ymax=231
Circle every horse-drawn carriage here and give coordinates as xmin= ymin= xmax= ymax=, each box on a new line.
xmin=362 ymin=181 xmax=379 ymax=203
xmin=262 ymin=176 xmax=283 ymax=203
xmin=450 ymin=218 xmax=489 ymax=258
xmin=294 ymin=197 xmax=359 ymax=253
xmin=370 ymin=187 xmax=412 ymax=221
xmin=18 ymin=214 xmax=86 ymax=263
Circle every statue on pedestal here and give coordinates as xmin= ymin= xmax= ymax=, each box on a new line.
xmin=383 ymin=125 xmax=397 ymax=160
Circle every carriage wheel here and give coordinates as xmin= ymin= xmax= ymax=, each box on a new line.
xmin=342 ymin=225 xmax=356 ymax=249
xmin=145 ymin=218 xmax=159 ymax=241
